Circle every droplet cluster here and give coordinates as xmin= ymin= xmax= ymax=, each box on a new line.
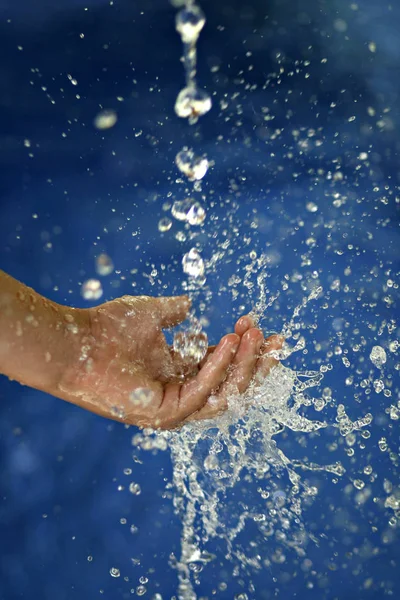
xmin=171 ymin=2 xmax=212 ymax=364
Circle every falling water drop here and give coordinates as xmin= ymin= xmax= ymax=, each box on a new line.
xmin=175 ymin=148 xmax=209 ymax=180
xmin=187 ymin=202 xmax=205 ymax=225
xmin=174 ymin=86 xmax=212 ymax=121
xmin=370 ymin=346 xmax=387 ymax=368
xmin=172 ymin=199 xmax=205 ymax=225
xmin=158 ymin=217 xmax=173 ymax=232
xmin=94 ymin=109 xmax=117 ymax=130
xmin=175 ymin=4 xmax=206 ymax=44
xmin=81 ymin=279 xmax=103 ymax=300
xmin=95 ymin=253 xmax=114 ymax=276
xmin=129 ymin=482 xmax=142 ymax=495
xmin=182 ymin=248 xmax=205 ymax=277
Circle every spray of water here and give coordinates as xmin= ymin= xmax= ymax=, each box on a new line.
xmin=132 ymin=281 xmax=375 ymax=599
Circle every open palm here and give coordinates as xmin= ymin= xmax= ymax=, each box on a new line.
xmin=57 ymin=295 xmax=282 ymax=429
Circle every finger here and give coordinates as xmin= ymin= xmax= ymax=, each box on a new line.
xmin=222 ymin=328 xmax=264 ymax=395
xmin=234 ymin=314 xmax=256 ymax=336
xmin=255 ymin=334 xmax=284 ymax=379
xmin=185 ymin=328 xmax=264 ymax=422
xmin=197 ymin=315 xmax=255 ymax=369
xmin=156 ymin=295 xmax=191 ymax=328
xmin=198 ymin=344 xmax=216 ymax=368
xmin=156 ymin=333 xmax=240 ymax=427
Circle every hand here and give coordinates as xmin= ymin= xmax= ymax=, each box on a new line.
xmin=57 ymin=295 xmax=282 ymax=429
xmin=185 ymin=314 xmax=283 ymax=422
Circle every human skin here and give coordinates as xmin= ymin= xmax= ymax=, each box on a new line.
xmin=0 ymin=269 xmax=282 ymax=429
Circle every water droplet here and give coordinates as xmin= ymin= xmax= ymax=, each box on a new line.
xmin=136 ymin=585 xmax=147 ymax=596
xmin=129 ymin=482 xmax=142 ymax=495
xmin=94 ymin=109 xmax=118 ymax=130
xmin=110 ymin=567 xmax=120 ymax=578
xmin=175 ymin=5 xmax=205 ymax=44
xmin=172 ymin=199 xmax=206 ymax=226
xmin=81 ymin=279 xmax=103 ymax=301
xmin=306 ymin=202 xmax=318 ymax=213
xmin=204 ymin=454 xmax=218 ymax=470
xmin=173 ymin=329 xmax=208 ymax=363
xmin=272 ymin=490 xmax=286 ymax=508
xmin=182 ymin=248 xmax=205 ymax=277
xmin=172 ymin=198 xmax=194 ymax=221
xmin=175 ymin=231 xmax=187 ymax=242
xmin=174 ymin=86 xmax=212 ymax=121
xmin=187 ymin=203 xmax=206 ymax=225
xmin=111 ymin=406 xmax=125 ymax=420
xmin=96 ymin=253 xmax=114 ymax=276
xmin=378 ymin=437 xmax=388 ymax=452
xmin=385 ymin=495 xmax=400 ymax=510
xmin=158 ymin=217 xmax=173 ymax=232
xmin=187 ymin=549 xmax=216 ymax=563
xmin=253 ymin=513 xmax=266 ymax=522
xmin=370 ymin=346 xmax=387 ymax=368
xmin=353 ymin=479 xmax=365 ymax=490
xmin=175 ymin=148 xmax=209 ymax=180
xmin=129 ymin=388 xmax=154 ymax=407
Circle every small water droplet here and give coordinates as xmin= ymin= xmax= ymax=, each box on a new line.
xmin=81 ymin=279 xmax=103 ymax=301
xmin=175 ymin=86 xmax=212 ymax=121
xmin=136 ymin=585 xmax=147 ymax=596
xmin=172 ymin=199 xmax=206 ymax=225
xmin=110 ymin=567 xmax=120 ymax=578
xmin=94 ymin=109 xmax=118 ymax=130
xmin=130 ymin=524 xmax=139 ymax=534
xmin=204 ymin=454 xmax=218 ymax=470
xmin=173 ymin=329 xmax=208 ymax=363
xmin=378 ymin=437 xmax=388 ymax=452
xmin=306 ymin=202 xmax=318 ymax=213
xmin=187 ymin=203 xmax=206 ymax=225
xmin=353 ymin=479 xmax=365 ymax=490
xmin=175 ymin=148 xmax=209 ymax=180
xmin=129 ymin=388 xmax=154 ymax=407
xmin=158 ymin=217 xmax=173 ymax=232
xmin=175 ymin=5 xmax=206 ymax=44
xmin=182 ymin=248 xmax=205 ymax=278
xmin=172 ymin=198 xmax=194 ymax=221
xmin=370 ymin=346 xmax=386 ymax=368
xmin=111 ymin=405 xmax=126 ymax=419
xmin=129 ymin=482 xmax=142 ymax=496
xmin=96 ymin=253 xmax=114 ymax=276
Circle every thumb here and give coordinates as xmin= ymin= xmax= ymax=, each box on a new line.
xmin=156 ymin=295 xmax=191 ymax=328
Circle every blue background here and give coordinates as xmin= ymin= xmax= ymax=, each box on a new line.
xmin=0 ymin=0 xmax=399 ymax=599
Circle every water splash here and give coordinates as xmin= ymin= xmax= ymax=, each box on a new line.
xmin=131 ymin=284 xmax=373 ymax=599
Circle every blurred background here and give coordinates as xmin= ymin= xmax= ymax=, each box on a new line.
xmin=0 ymin=0 xmax=399 ymax=598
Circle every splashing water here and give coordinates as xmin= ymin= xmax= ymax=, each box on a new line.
xmin=1 ymin=0 xmax=399 ymax=597
xmin=132 ymin=285 xmax=373 ymax=599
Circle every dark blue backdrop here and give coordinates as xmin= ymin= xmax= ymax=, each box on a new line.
xmin=0 ymin=0 xmax=399 ymax=599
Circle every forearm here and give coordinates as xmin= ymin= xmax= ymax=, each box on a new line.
xmin=0 ymin=269 xmax=90 ymax=395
